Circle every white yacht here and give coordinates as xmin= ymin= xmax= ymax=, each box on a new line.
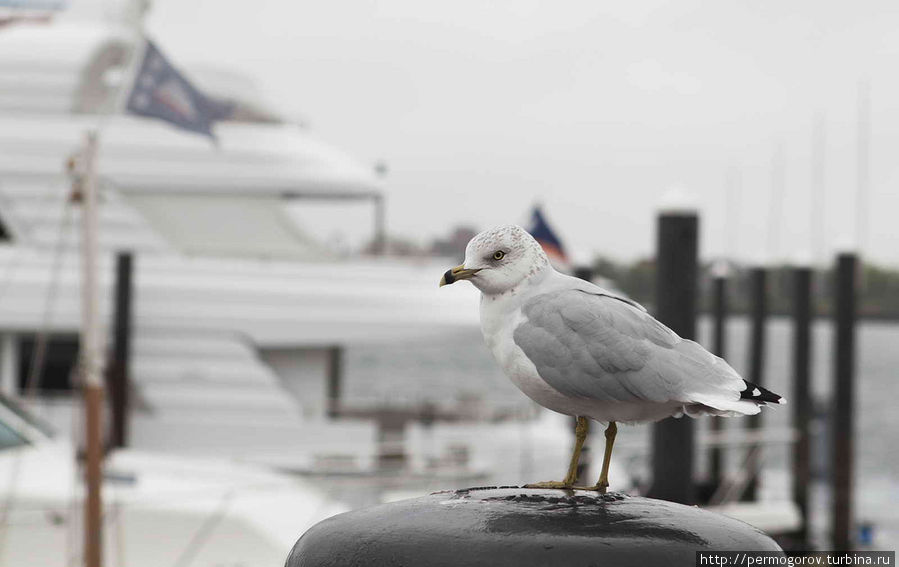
xmin=0 ymin=0 xmax=482 ymax=475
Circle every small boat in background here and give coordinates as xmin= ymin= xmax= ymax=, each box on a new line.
xmin=0 ymin=392 xmax=347 ymax=566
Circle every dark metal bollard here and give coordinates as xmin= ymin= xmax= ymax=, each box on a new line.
xmin=648 ymin=209 xmax=698 ymax=505
xmin=286 ymin=488 xmax=782 ymax=567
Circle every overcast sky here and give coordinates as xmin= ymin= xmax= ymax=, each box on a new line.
xmin=146 ymin=0 xmax=899 ymax=266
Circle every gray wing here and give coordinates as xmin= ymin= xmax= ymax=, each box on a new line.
xmin=512 ymin=289 xmax=744 ymax=404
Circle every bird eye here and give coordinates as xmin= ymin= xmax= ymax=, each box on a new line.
xmin=493 ymin=250 xmax=505 ymax=260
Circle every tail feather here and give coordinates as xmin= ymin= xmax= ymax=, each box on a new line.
xmin=685 ymin=396 xmax=762 ymax=417
xmin=739 ymin=381 xmax=785 ymax=405
xmin=683 ymin=380 xmax=785 ymax=418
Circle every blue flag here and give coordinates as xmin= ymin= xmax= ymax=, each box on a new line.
xmin=125 ymin=40 xmax=232 ymax=139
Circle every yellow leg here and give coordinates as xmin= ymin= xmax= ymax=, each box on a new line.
xmin=526 ymin=416 xmax=589 ymax=489
xmin=583 ymin=422 xmax=616 ymax=493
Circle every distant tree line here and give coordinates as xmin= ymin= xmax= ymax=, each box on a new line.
xmin=591 ymin=257 xmax=899 ymax=320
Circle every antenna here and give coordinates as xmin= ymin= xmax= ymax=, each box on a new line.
xmin=811 ymin=113 xmax=826 ymax=265
xmin=766 ymin=144 xmax=785 ymax=264
xmin=856 ymin=80 xmax=870 ymax=256
xmin=725 ymin=165 xmax=741 ymax=261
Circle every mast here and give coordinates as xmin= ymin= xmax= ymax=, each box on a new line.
xmin=74 ymin=21 xmax=147 ymax=565
xmin=725 ymin=165 xmax=740 ymax=261
xmin=72 ymin=130 xmax=104 ymax=567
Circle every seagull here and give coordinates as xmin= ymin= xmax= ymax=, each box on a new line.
xmin=440 ymin=225 xmax=784 ymax=492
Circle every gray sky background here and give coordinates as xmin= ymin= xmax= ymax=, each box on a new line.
xmin=147 ymin=0 xmax=899 ymax=266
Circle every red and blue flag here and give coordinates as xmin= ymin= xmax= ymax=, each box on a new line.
xmin=125 ymin=40 xmax=232 ymax=140
xmin=528 ymin=205 xmax=571 ymax=272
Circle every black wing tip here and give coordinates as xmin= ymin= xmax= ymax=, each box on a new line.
xmin=740 ymin=381 xmax=785 ymax=404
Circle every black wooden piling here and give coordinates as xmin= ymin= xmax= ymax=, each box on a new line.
xmin=107 ymin=252 xmax=133 ymax=448
xmin=712 ymin=273 xmax=728 ymax=367
xmin=327 ymin=346 xmax=343 ymax=419
xmin=832 ymin=253 xmax=857 ymax=551
xmin=648 ymin=210 xmax=698 ymax=505
xmin=791 ymin=266 xmax=813 ymax=545
xmin=743 ymin=266 xmax=767 ymax=501
xmin=709 ymin=270 xmax=728 ymax=487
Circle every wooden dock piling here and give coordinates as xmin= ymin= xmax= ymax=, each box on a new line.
xmin=744 ymin=266 xmax=767 ymax=501
xmin=791 ymin=265 xmax=813 ymax=545
xmin=708 ymin=267 xmax=728 ymax=489
xmin=648 ymin=209 xmax=698 ymax=505
xmin=327 ymin=346 xmax=343 ymax=419
xmin=832 ymin=253 xmax=857 ymax=551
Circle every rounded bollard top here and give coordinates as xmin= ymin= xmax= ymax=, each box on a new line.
xmin=286 ymin=487 xmax=782 ymax=567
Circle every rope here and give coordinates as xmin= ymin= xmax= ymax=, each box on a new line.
xmin=24 ymin=199 xmax=74 ymax=397
xmin=0 ymin=190 xmax=75 ymax=565
xmin=170 ymin=491 xmax=234 ymax=567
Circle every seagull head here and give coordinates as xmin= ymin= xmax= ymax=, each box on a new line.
xmin=439 ymin=225 xmax=550 ymax=294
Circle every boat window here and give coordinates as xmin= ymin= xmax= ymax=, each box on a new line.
xmin=0 ymin=418 xmax=27 ymax=451
xmin=17 ymin=334 xmax=79 ymax=394
xmin=0 ymin=392 xmax=54 ymax=439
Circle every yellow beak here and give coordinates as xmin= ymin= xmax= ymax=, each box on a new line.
xmin=439 ymin=264 xmax=481 ymax=287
